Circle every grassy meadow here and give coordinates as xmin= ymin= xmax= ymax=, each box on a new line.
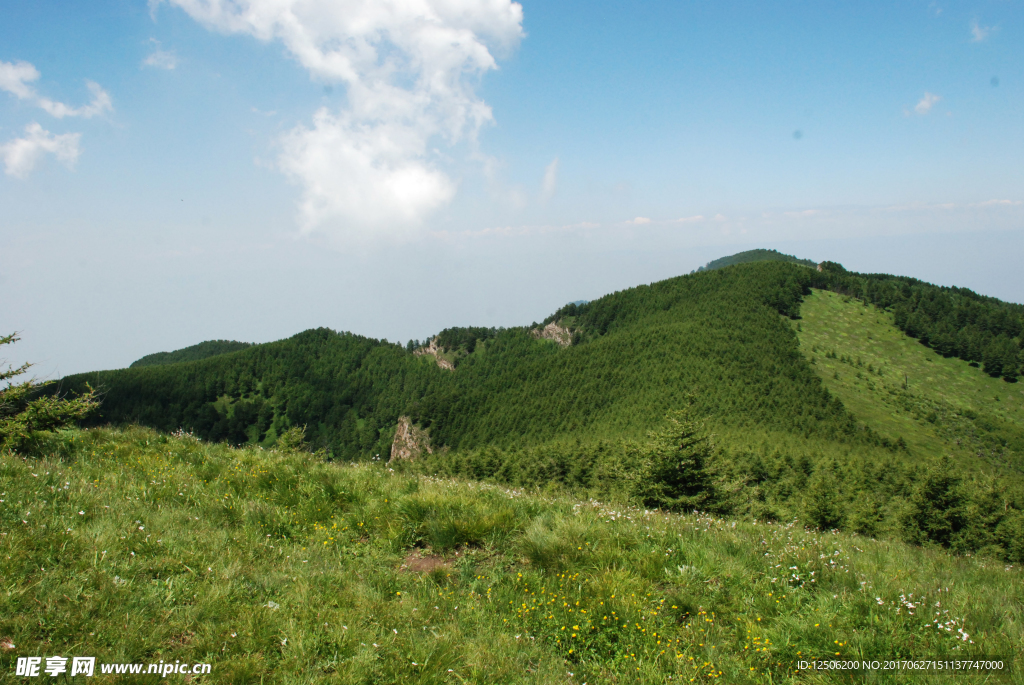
xmin=797 ymin=289 xmax=1024 ymax=473
xmin=2 ymin=427 xmax=1021 ymax=683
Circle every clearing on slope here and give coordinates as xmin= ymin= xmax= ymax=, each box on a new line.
xmin=797 ymin=289 xmax=1024 ymax=473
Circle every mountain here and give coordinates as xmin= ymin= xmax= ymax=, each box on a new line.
xmin=129 ymin=339 xmax=252 ymax=368
xmin=695 ymin=248 xmax=817 ymax=272
xmin=55 ymin=253 xmax=1024 ymax=561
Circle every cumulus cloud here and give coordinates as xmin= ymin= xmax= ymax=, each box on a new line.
xmin=279 ymin=108 xmax=456 ymax=236
xmin=626 ymin=217 xmax=651 ymax=225
xmin=674 ymin=215 xmax=704 ymax=223
xmin=0 ymin=60 xmax=112 ymax=118
xmin=162 ymin=0 xmax=524 ymax=239
xmin=0 ymin=122 xmax=81 ymax=178
xmin=970 ymin=20 xmax=992 ymax=42
xmin=541 ymin=156 xmax=559 ymax=200
xmin=913 ymin=92 xmax=940 ymax=115
xmin=143 ymin=40 xmax=178 ymax=69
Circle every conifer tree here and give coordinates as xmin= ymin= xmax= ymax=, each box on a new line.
xmin=629 ymin=409 xmax=717 ymax=511
xmin=904 ymin=457 xmax=968 ymax=549
xmin=805 ymin=463 xmax=844 ymax=530
xmin=1 ymin=333 xmax=99 ymax=452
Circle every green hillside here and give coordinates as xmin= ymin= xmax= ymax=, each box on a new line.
xmin=63 ymin=263 xmax=862 ymax=459
xmin=130 ymin=340 xmax=253 ymax=368
xmin=50 ymin=257 xmax=1024 ymax=561
xmin=695 ymin=248 xmax=817 ymax=272
xmin=1 ymin=427 xmax=1019 ymax=684
xmin=798 ymin=289 xmax=1024 ymax=472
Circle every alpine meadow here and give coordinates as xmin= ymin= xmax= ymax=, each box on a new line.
xmin=4 ymin=252 xmax=1023 ymax=683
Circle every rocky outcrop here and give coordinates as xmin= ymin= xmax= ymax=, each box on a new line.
xmin=413 ymin=338 xmax=455 ymax=371
xmin=532 ymin=321 xmax=572 ymax=347
xmin=389 ymin=416 xmax=433 ymax=462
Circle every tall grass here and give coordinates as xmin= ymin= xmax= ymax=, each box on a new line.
xmin=1 ymin=427 xmax=1020 ymax=683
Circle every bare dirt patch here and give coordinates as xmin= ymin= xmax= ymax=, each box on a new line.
xmin=400 ymin=550 xmax=450 ymax=574
xmin=166 ymin=630 xmax=196 ymax=647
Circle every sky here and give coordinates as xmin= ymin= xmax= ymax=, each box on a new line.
xmin=1 ymin=0 xmax=1022 ymax=378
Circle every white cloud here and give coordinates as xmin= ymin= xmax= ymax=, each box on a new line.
xmin=0 ymin=60 xmax=40 ymax=99
xmin=626 ymin=217 xmax=651 ymax=225
xmin=0 ymin=60 xmax=112 ymax=118
xmin=37 ymin=81 xmax=112 ymax=119
xmin=0 ymin=122 xmax=81 ymax=178
xmin=541 ymin=156 xmax=559 ymax=200
xmin=161 ymin=0 xmax=524 ymax=240
xmin=914 ymin=92 xmax=940 ymax=115
xmin=674 ymin=215 xmax=704 ymax=223
xmin=970 ymin=20 xmax=993 ymax=42
xmin=143 ymin=40 xmax=178 ymax=70
xmin=279 ymin=108 xmax=456 ymax=237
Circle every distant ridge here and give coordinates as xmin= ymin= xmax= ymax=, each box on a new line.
xmin=49 ymin=258 xmax=1024 ymax=567
xmin=696 ymin=248 xmax=816 ymax=272
xmin=129 ymin=340 xmax=252 ymax=368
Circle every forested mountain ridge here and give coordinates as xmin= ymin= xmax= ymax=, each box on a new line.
xmin=62 ymin=262 xmax=857 ymax=456
xmin=129 ymin=339 xmax=253 ymax=368
xmin=695 ymin=248 xmax=817 ymax=272
xmin=60 ymin=257 xmax=1023 ymax=457
xmin=52 ymin=255 xmax=1024 ymax=559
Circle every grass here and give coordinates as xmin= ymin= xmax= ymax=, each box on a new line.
xmin=2 ymin=426 xmax=1021 ymax=683
xmin=797 ymin=289 xmax=1024 ymax=472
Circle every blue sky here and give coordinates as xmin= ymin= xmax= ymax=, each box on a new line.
xmin=2 ymin=0 xmax=1022 ymax=376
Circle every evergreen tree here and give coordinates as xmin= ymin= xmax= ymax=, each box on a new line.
xmin=983 ymin=337 xmax=1007 ymax=378
xmin=904 ymin=457 xmax=968 ymax=548
xmin=805 ymin=463 xmax=844 ymax=530
xmin=629 ymin=410 xmax=717 ymax=511
xmin=1 ymin=333 xmax=99 ymax=452
xmin=851 ymin=495 xmax=884 ymax=538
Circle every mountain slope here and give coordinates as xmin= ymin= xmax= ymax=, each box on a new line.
xmin=2 ymin=426 xmax=1019 ymax=684
xmin=64 ymin=263 xmax=858 ymax=457
xmin=129 ymin=340 xmax=253 ymax=368
xmin=50 ymin=256 xmax=1024 ymax=559
xmin=798 ymin=289 xmax=1024 ymax=473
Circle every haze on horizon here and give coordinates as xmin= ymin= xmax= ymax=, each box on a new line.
xmin=1 ymin=0 xmax=1022 ymax=377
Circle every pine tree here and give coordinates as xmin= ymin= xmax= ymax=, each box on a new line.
xmin=1 ymin=333 xmax=99 ymax=452
xmin=904 ymin=457 xmax=968 ymax=548
xmin=629 ymin=410 xmax=717 ymax=511
xmin=805 ymin=463 xmax=844 ymax=530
